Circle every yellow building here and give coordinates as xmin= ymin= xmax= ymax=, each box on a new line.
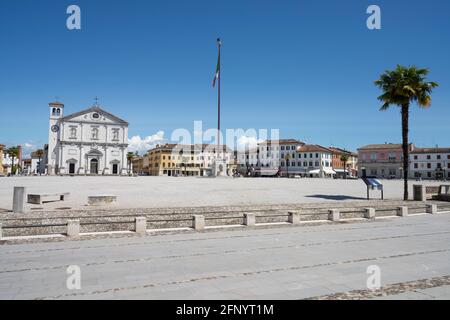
xmin=147 ymin=143 xmax=233 ymax=176
xmin=0 ymin=144 xmax=4 ymax=175
xmin=147 ymin=144 xmax=200 ymax=176
xmin=131 ymin=156 xmax=144 ymax=175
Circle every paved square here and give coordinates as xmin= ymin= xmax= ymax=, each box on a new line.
xmin=0 ymin=176 xmax=440 ymax=210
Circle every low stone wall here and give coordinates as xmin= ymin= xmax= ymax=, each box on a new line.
xmin=1 ymin=200 xmax=448 ymax=239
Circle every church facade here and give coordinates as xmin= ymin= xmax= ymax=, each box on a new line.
xmin=47 ymin=101 xmax=129 ymax=175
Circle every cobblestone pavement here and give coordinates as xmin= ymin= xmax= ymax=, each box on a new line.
xmin=1 ymin=213 xmax=449 ymax=299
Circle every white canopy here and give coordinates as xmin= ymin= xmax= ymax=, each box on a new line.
xmin=308 ymin=168 xmax=336 ymax=175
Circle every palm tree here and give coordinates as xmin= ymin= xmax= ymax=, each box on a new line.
xmin=6 ymin=146 xmax=19 ymax=175
xmin=35 ymin=149 xmax=44 ymax=175
xmin=375 ymin=65 xmax=438 ymax=200
xmin=340 ymin=154 xmax=349 ymax=179
xmin=126 ymin=152 xmax=135 ymax=175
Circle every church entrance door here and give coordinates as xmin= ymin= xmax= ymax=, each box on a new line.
xmin=112 ymin=164 xmax=118 ymax=175
xmin=90 ymin=159 xmax=99 ymax=174
xmin=69 ymin=163 xmax=75 ymax=174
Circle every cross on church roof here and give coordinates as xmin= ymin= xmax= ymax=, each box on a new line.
xmin=94 ymin=96 xmax=99 ymax=106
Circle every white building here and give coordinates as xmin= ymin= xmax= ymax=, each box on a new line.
xmin=21 ymin=152 xmax=45 ymax=175
xmin=237 ymin=147 xmax=259 ymax=175
xmin=410 ymin=147 xmax=450 ymax=180
xmin=292 ymin=144 xmax=335 ymax=178
xmin=194 ymin=144 xmax=233 ymax=174
xmin=237 ymin=141 xmax=335 ymax=178
xmin=47 ymin=101 xmax=129 ymax=175
xmin=2 ymin=154 xmax=13 ymax=175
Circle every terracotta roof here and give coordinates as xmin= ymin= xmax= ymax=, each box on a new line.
xmin=328 ymin=146 xmax=355 ymax=155
xmin=411 ymin=147 xmax=450 ymax=154
xmin=297 ymin=144 xmax=332 ymax=153
xmin=149 ymin=143 xmax=232 ymax=153
xmin=259 ymin=139 xmax=305 ymax=145
xmin=49 ymin=101 xmax=64 ymax=107
xmin=149 ymin=143 xmax=178 ymax=152
xmin=358 ymin=143 xmax=405 ymax=150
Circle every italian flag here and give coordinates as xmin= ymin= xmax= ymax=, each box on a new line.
xmin=212 ymin=39 xmax=221 ymax=87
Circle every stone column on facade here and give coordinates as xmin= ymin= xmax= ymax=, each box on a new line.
xmin=103 ymin=125 xmax=110 ymax=175
xmin=103 ymin=146 xmax=110 ymax=175
xmin=121 ymin=146 xmax=127 ymax=175
xmin=59 ymin=144 xmax=66 ymax=174
xmin=78 ymin=124 xmax=85 ymax=175
xmin=58 ymin=123 xmax=65 ymax=174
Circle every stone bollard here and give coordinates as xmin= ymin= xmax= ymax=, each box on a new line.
xmin=243 ymin=213 xmax=256 ymax=226
xmin=426 ymin=204 xmax=437 ymax=215
xmin=67 ymin=220 xmax=80 ymax=237
xmin=192 ymin=215 xmax=205 ymax=231
xmin=413 ymin=185 xmax=426 ymax=201
xmin=328 ymin=209 xmax=340 ymax=221
xmin=397 ymin=206 xmax=408 ymax=217
xmin=364 ymin=208 xmax=376 ymax=219
xmin=12 ymin=186 xmax=26 ymax=214
xmin=288 ymin=211 xmax=300 ymax=224
xmin=135 ymin=217 xmax=147 ymax=234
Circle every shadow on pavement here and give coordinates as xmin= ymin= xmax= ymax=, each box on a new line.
xmin=305 ymin=194 xmax=367 ymax=201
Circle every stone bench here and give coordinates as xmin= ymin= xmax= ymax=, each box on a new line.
xmin=434 ymin=185 xmax=450 ymax=202
xmin=88 ymin=195 xmax=117 ymax=206
xmin=413 ymin=184 xmax=442 ymax=201
xmin=27 ymin=192 xmax=70 ymax=205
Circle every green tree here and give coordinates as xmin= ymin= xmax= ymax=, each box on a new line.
xmin=126 ymin=152 xmax=135 ymax=175
xmin=340 ymin=154 xmax=349 ymax=179
xmin=375 ymin=65 xmax=438 ymax=200
xmin=6 ymin=146 xmax=20 ymax=175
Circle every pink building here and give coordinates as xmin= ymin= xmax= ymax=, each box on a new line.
xmin=357 ymin=143 xmax=413 ymax=179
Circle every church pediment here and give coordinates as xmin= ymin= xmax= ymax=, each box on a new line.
xmin=61 ymin=106 xmax=128 ymax=126
xmin=86 ymin=149 xmax=103 ymax=156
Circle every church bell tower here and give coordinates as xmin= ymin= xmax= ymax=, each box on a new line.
xmin=48 ymin=101 xmax=64 ymax=175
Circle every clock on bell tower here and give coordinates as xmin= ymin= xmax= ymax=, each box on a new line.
xmin=48 ymin=101 xmax=64 ymax=175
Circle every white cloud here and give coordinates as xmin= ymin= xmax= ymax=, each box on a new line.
xmin=22 ymin=142 xmax=37 ymax=159
xmin=24 ymin=143 xmax=35 ymax=149
xmin=128 ymin=131 xmax=165 ymax=154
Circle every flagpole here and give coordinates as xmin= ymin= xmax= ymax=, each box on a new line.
xmin=217 ymin=38 xmax=221 ymax=160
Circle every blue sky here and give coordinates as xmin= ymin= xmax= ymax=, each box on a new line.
xmin=1 ymin=0 xmax=449 ymax=155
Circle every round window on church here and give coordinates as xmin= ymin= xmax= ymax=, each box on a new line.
xmin=92 ymin=113 xmax=100 ymax=119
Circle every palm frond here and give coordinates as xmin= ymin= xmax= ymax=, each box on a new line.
xmin=374 ymin=65 xmax=438 ymax=110
xmin=379 ymin=102 xmax=391 ymax=111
